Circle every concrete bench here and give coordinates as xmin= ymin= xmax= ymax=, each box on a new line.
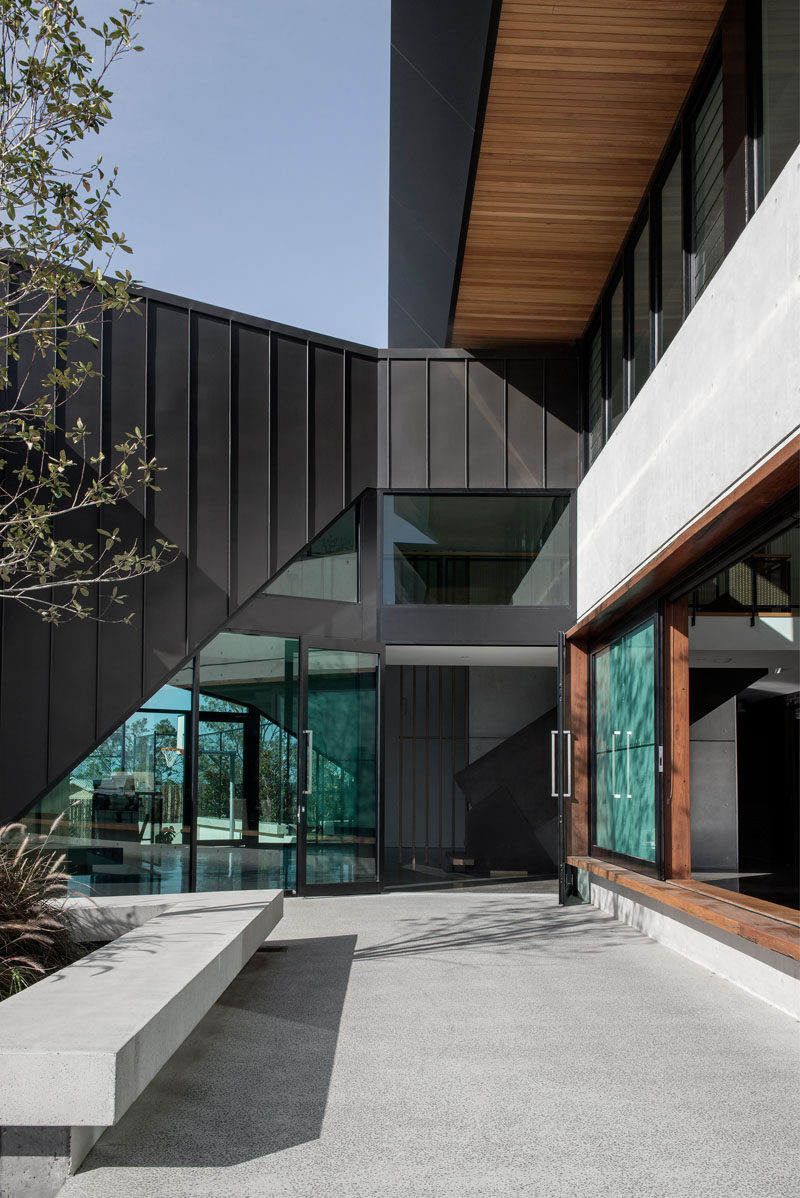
xmin=0 ymin=888 xmax=283 ymax=1196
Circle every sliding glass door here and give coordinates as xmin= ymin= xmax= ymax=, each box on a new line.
xmin=298 ymin=642 xmax=381 ymax=893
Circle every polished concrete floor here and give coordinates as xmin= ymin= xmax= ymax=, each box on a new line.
xmin=61 ymin=888 xmax=800 ymax=1198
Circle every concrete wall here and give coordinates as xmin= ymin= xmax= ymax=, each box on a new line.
xmin=689 ymin=698 xmax=739 ymax=871
xmin=576 ymin=146 xmax=800 ymax=618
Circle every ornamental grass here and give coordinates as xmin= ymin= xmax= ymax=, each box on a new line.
xmin=0 ymin=814 xmax=81 ymax=1000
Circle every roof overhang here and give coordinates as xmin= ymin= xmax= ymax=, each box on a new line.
xmin=451 ymin=0 xmax=726 ymax=347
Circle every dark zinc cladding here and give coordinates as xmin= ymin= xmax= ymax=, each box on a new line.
xmin=383 ymin=494 xmax=570 ymax=606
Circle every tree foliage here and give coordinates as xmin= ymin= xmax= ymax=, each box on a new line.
xmin=0 ymin=0 xmax=171 ymax=623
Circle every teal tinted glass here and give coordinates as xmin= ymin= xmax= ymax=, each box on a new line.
xmin=265 ymin=508 xmax=357 ymax=602
xmin=196 ymin=632 xmax=299 ymax=891
xmin=24 ymin=670 xmax=195 ymax=896
xmin=305 ymin=649 xmax=378 ymax=885
xmin=383 ymin=494 xmax=570 ymax=606
xmin=593 ymin=618 xmax=657 ymax=863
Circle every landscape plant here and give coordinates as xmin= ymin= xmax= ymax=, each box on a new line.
xmin=0 ymin=813 xmax=80 ymax=999
xmin=0 ymin=0 xmax=171 ymax=624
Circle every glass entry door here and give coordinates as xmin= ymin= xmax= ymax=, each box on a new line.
xmin=298 ymin=643 xmax=380 ymax=892
xmin=592 ymin=617 xmax=660 ymax=866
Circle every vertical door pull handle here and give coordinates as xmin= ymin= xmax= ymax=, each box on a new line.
xmin=626 ymin=730 xmax=632 ymax=798
xmin=551 ymin=730 xmax=558 ymax=798
xmin=565 ymin=730 xmax=572 ymax=798
xmin=612 ymin=731 xmax=622 ymax=798
xmin=302 ymin=729 xmax=313 ymax=796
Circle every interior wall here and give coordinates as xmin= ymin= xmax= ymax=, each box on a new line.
xmin=468 ymin=667 xmax=557 ymax=762
xmin=689 ymin=697 xmax=739 ymax=870
xmin=383 ymin=663 xmax=558 ymax=876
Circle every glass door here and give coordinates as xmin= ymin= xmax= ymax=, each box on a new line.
xmin=298 ymin=642 xmax=381 ymax=892
xmin=592 ymin=616 xmax=660 ymax=867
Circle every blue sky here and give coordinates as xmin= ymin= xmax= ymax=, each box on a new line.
xmin=87 ymin=0 xmax=390 ymax=346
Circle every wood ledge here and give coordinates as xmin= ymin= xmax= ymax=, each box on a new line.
xmin=568 ymin=855 xmax=800 ymax=963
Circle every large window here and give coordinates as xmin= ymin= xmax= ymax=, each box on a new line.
xmin=582 ymin=4 xmax=800 ymax=471
xmin=659 ymin=151 xmax=684 ymax=356
xmin=685 ymin=516 xmax=799 ymax=910
xmin=593 ymin=618 xmax=658 ymax=865
xmin=608 ymin=278 xmax=624 ymax=434
xmin=383 ymin=494 xmax=571 ymax=607
xmin=631 ymin=219 xmax=651 ymax=400
xmin=24 ymin=682 xmax=194 ymax=895
xmin=760 ymin=0 xmax=800 ymax=197
xmin=587 ymin=325 xmax=603 ymax=466
xmin=692 ymin=66 xmax=724 ymax=304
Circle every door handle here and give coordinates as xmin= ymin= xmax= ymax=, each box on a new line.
xmin=302 ymin=729 xmax=313 ymax=796
xmin=612 ymin=731 xmax=622 ymax=798
xmin=551 ymin=730 xmax=572 ymax=798
xmin=626 ymin=730 xmax=632 ymax=798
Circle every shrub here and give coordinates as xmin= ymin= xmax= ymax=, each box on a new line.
xmin=0 ymin=815 xmax=81 ymax=1000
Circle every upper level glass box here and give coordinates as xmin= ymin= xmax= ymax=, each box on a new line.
xmin=383 ymin=494 xmax=570 ymax=606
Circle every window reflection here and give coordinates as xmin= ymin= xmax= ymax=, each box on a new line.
xmin=660 ymin=152 xmax=683 ymax=355
xmin=609 ymin=279 xmax=624 ymax=433
xmin=24 ymin=681 xmax=193 ymax=895
xmin=264 ymin=508 xmax=358 ymax=602
xmin=761 ymin=0 xmax=800 ymax=198
xmin=631 ymin=221 xmax=650 ymax=400
xmin=195 ymin=633 xmax=299 ymax=892
xmin=383 ymin=494 xmax=571 ymax=606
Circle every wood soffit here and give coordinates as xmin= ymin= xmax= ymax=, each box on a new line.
xmin=452 ymin=1 xmax=726 ymax=347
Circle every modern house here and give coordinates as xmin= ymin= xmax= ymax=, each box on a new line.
xmin=3 ymin=2 xmax=797 ymax=994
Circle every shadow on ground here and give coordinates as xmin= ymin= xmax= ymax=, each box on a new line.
xmin=353 ymin=901 xmax=641 ymax=961
xmin=78 ymin=932 xmax=356 ymax=1171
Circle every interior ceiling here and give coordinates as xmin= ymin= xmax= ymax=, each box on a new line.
xmin=451 ymin=0 xmax=726 ymax=347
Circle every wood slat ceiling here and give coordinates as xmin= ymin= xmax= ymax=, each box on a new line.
xmin=451 ymin=0 xmax=725 ymax=347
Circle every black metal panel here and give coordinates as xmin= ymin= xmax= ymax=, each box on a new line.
xmin=189 ymin=312 xmax=230 ymax=645
xmin=391 ymin=0 xmax=494 ymax=123
xmin=429 ymin=359 xmax=467 ymax=488
xmin=312 ymin=345 xmax=345 ymax=533
xmin=63 ymin=292 xmax=103 ymax=465
xmin=388 ymin=0 xmax=497 ymax=347
xmin=0 ymin=603 xmax=51 ymax=804
xmin=47 ymin=294 xmax=104 ymax=780
xmin=232 ymin=322 xmax=270 ymax=607
xmin=389 ymin=359 xmax=427 ymax=488
xmin=507 ymin=360 xmax=545 ymax=488
xmin=347 ymin=353 xmax=378 ymax=501
xmin=144 ymin=301 xmax=189 ymax=691
xmin=271 ymin=335 xmax=308 ymax=571
xmin=97 ymin=306 xmax=146 ymax=734
xmin=468 ymin=360 xmax=505 ymax=488
xmin=47 ymin=508 xmax=99 ymax=784
xmin=380 ymin=605 xmax=574 ymax=647
xmin=545 ymin=358 xmax=581 ymax=488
